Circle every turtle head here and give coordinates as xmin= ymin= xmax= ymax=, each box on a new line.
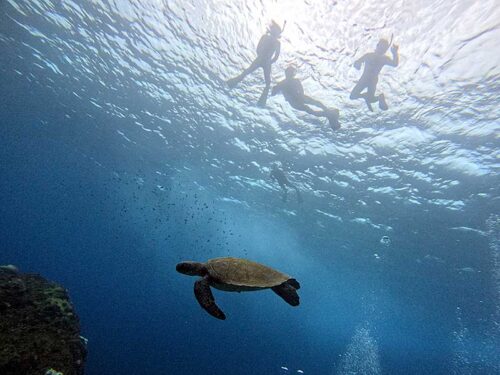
xmin=176 ymin=261 xmax=206 ymax=277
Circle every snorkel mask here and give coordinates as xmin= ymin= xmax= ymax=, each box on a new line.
xmin=376 ymin=39 xmax=390 ymax=53
xmin=269 ymin=20 xmax=286 ymax=37
xmin=376 ymin=34 xmax=394 ymax=53
xmin=285 ymin=65 xmax=297 ymax=78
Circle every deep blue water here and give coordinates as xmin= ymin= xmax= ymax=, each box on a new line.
xmin=1 ymin=1 xmax=499 ymax=374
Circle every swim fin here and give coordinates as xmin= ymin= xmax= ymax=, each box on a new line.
xmin=326 ymin=109 xmax=340 ymax=131
xmin=364 ymin=98 xmax=374 ymax=112
xmin=378 ymin=94 xmax=388 ymax=110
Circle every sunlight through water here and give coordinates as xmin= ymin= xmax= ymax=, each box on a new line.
xmin=1 ymin=0 xmax=499 ymax=374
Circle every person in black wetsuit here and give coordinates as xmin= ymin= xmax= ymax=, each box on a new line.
xmin=226 ymin=21 xmax=282 ymax=107
xmin=271 ymin=66 xmax=340 ymax=130
xmin=350 ymin=38 xmax=399 ymax=111
xmin=270 ymin=164 xmax=302 ymax=203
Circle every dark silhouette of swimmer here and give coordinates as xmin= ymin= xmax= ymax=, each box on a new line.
xmin=227 ymin=21 xmax=283 ymax=107
xmin=270 ymin=165 xmax=302 ymax=203
xmin=350 ymin=38 xmax=399 ymax=111
xmin=271 ymin=66 xmax=340 ymax=131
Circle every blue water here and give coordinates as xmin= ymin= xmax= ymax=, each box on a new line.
xmin=1 ymin=1 xmax=499 ymax=374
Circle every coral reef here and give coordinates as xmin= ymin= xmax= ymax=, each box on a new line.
xmin=0 ymin=265 xmax=87 ymax=375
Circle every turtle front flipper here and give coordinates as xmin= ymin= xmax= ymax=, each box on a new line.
xmin=194 ymin=277 xmax=226 ymax=320
xmin=272 ymin=281 xmax=300 ymax=306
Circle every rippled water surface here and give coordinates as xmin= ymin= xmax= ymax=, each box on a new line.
xmin=1 ymin=0 xmax=499 ymax=374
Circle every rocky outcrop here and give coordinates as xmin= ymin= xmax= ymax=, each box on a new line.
xmin=0 ymin=265 xmax=87 ymax=375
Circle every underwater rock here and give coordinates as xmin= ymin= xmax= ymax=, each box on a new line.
xmin=45 ymin=369 xmax=64 ymax=375
xmin=0 ymin=266 xmax=87 ymax=375
xmin=0 ymin=265 xmax=19 ymax=273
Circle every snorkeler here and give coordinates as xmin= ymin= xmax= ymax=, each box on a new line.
xmin=271 ymin=66 xmax=340 ymax=130
xmin=226 ymin=21 xmax=283 ymax=107
xmin=270 ymin=164 xmax=302 ymax=203
xmin=350 ymin=38 xmax=399 ymax=111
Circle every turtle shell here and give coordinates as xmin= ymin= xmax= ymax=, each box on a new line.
xmin=206 ymin=257 xmax=290 ymax=288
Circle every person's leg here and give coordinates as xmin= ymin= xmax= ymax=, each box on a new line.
xmin=361 ymin=82 xmax=379 ymax=112
xmin=294 ymin=187 xmax=303 ymax=203
xmin=304 ymin=95 xmax=328 ymax=111
xmin=359 ymin=79 xmax=387 ymax=110
xmin=289 ymin=100 xmax=339 ymax=129
xmin=303 ymin=105 xmax=340 ymax=130
xmin=277 ymin=181 xmax=288 ymax=202
xmin=364 ymin=82 xmax=379 ymax=103
xmin=286 ymin=182 xmax=303 ymax=204
xmin=227 ymin=59 xmax=261 ymax=88
xmin=301 ymin=104 xmax=325 ymax=117
xmin=350 ymin=80 xmax=365 ymax=100
xmin=351 ymin=81 xmax=374 ymax=111
xmin=281 ymin=187 xmax=288 ymax=202
xmin=257 ymin=63 xmax=272 ymax=106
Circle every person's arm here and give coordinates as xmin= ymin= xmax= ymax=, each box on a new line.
xmin=386 ymin=45 xmax=399 ymax=67
xmin=353 ymin=54 xmax=368 ymax=70
xmin=271 ymin=41 xmax=281 ymax=63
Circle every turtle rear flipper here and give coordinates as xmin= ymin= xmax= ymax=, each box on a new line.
xmin=272 ymin=281 xmax=300 ymax=306
xmin=287 ymin=278 xmax=300 ymax=290
xmin=194 ymin=278 xmax=226 ymax=320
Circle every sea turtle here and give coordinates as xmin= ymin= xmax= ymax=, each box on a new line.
xmin=176 ymin=257 xmax=300 ymax=320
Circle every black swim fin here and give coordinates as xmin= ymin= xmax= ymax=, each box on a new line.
xmin=378 ymin=94 xmax=388 ymax=110
xmin=326 ymin=109 xmax=340 ymax=131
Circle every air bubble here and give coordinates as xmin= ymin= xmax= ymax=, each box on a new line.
xmin=380 ymin=236 xmax=391 ymax=246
